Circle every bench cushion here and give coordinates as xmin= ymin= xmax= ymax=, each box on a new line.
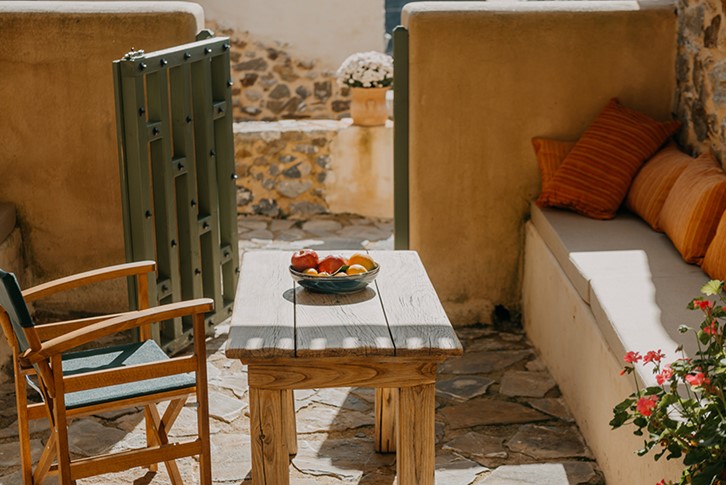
xmin=0 ymin=203 xmax=16 ymax=245
xmin=531 ymin=204 xmax=705 ymax=383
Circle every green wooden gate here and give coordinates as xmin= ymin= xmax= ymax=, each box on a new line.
xmin=113 ymin=33 xmax=239 ymax=354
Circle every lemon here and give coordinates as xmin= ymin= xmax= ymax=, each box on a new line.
xmin=334 ymin=272 xmax=348 ymax=277
xmin=347 ymin=253 xmax=376 ymax=271
xmin=303 ymin=268 xmax=318 ymax=276
xmin=346 ymin=264 xmax=368 ymax=275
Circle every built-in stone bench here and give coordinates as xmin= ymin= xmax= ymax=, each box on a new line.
xmin=234 ymin=119 xmax=392 ymax=220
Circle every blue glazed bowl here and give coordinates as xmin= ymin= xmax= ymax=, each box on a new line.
xmin=289 ymin=264 xmax=380 ymax=294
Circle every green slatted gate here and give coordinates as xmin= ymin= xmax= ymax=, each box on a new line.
xmin=113 ymin=33 xmax=239 ymax=354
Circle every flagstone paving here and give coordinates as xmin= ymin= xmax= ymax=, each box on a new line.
xmin=0 ymin=214 xmax=605 ymax=484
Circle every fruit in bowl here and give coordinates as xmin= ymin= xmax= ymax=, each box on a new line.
xmin=289 ymin=250 xmax=380 ymax=293
xmin=291 ymin=249 xmax=319 ymax=272
xmin=317 ymin=255 xmax=347 ymax=275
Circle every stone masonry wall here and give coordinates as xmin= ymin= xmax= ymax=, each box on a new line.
xmin=234 ymin=121 xmax=338 ymax=217
xmin=676 ymin=0 xmax=726 ymax=161
xmin=207 ymin=21 xmax=351 ymax=122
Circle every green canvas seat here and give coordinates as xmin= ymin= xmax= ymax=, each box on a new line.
xmin=62 ymin=340 xmax=196 ymax=410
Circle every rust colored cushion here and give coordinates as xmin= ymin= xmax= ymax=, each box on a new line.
xmin=625 ymin=142 xmax=693 ymax=230
xmin=536 ymin=98 xmax=681 ymax=220
xmin=703 ymin=213 xmax=726 ymax=280
xmin=658 ymin=155 xmax=726 ymax=264
xmin=532 ymin=138 xmax=576 ymax=191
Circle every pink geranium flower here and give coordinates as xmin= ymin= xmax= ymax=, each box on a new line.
xmin=685 ymin=371 xmax=710 ymax=387
xmin=703 ymin=320 xmax=719 ymax=335
xmin=636 ymin=395 xmax=659 ymax=416
xmin=693 ymin=299 xmax=714 ymax=311
xmin=656 ymin=365 xmax=673 ymax=386
xmin=643 ymin=349 xmax=665 ymax=364
xmin=624 ymin=351 xmax=642 ymax=363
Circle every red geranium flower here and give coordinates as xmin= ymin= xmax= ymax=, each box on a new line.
xmin=643 ymin=349 xmax=665 ymax=364
xmin=636 ymin=395 xmax=659 ymax=416
xmin=685 ymin=371 xmax=710 ymax=387
xmin=624 ymin=351 xmax=642 ymax=363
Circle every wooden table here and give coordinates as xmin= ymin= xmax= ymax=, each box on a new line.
xmin=225 ymin=250 xmax=462 ymax=485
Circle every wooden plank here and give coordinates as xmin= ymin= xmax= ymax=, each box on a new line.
xmin=295 ymin=251 xmax=393 ymax=357
xmin=248 ymin=358 xmax=438 ymax=390
xmin=375 ymin=388 xmax=397 ymax=453
xmin=397 ymin=383 xmax=435 ymax=485
xmin=249 ymin=387 xmax=289 ymax=485
xmin=369 ymin=251 xmax=463 ymax=357
xmin=226 ymin=251 xmax=295 ymax=359
xmin=282 ymin=389 xmax=297 ymax=455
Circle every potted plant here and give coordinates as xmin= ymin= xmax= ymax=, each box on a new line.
xmin=611 ymin=280 xmax=726 ymax=485
xmin=336 ymin=51 xmax=393 ymax=126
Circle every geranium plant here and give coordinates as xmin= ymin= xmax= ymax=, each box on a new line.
xmin=611 ymin=280 xmax=726 ymax=485
xmin=336 ymin=51 xmax=393 ymax=89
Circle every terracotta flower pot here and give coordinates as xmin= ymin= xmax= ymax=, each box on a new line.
xmin=350 ymin=87 xmax=390 ymax=126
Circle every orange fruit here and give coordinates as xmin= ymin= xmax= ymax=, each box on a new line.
xmin=346 ymin=264 xmax=367 ymax=275
xmin=317 ymin=271 xmax=331 ymax=277
xmin=303 ymin=268 xmax=318 ymax=276
xmin=334 ymin=272 xmax=348 ymax=277
xmin=347 ymin=253 xmax=376 ymax=271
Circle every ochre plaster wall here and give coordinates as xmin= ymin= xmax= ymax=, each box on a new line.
xmin=404 ymin=1 xmax=678 ymax=324
xmin=0 ymin=2 xmax=203 ymax=312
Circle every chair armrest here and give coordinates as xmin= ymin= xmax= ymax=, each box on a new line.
xmin=22 ymin=261 xmax=156 ymax=302
xmin=23 ymin=298 xmax=214 ymax=364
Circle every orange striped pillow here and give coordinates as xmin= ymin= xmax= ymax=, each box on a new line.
xmin=658 ymin=155 xmax=726 ymax=264
xmin=625 ymin=142 xmax=693 ymax=230
xmin=536 ymin=98 xmax=680 ymax=219
xmin=532 ymin=138 xmax=576 ymax=191
xmin=703 ymin=212 xmax=726 ymax=280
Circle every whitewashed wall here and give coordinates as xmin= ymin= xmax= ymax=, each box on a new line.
xmin=196 ymin=0 xmax=386 ymax=70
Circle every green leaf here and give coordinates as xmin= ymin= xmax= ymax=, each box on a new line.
xmin=701 ymin=280 xmax=723 ymax=296
xmin=684 ymin=448 xmax=710 ymax=466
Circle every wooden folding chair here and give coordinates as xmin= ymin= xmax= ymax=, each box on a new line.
xmin=0 ymin=261 xmax=213 ymax=484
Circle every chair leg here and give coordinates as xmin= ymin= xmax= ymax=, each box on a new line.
xmin=14 ymin=364 xmax=33 ymax=484
xmin=144 ymin=406 xmax=159 ymax=472
xmin=193 ymin=312 xmax=212 ymax=485
xmin=33 ymin=433 xmax=56 ymax=484
xmin=146 ymin=400 xmax=186 ymax=484
xmin=51 ymin=356 xmax=73 ymax=485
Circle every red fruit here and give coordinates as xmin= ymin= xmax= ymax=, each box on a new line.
xmin=317 ymin=255 xmax=346 ymax=275
xmin=291 ymin=249 xmax=319 ymax=272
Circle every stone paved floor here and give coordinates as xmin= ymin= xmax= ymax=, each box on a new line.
xmin=0 ymin=214 xmax=604 ymax=484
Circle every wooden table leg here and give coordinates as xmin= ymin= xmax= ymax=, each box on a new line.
xmin=397 ymin=383 xmax=435 ymax=485
xmin=282 ymin=389 xmax=297 ymax=456
xmin=375 ymin=388 xmax=398 ymax=453
xmin=249 ymin=387 xmax=290 ymax=485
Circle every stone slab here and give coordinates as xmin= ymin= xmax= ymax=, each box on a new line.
xmin=67 ymin=419 xmax=127 ymax=457
xmin=295 ymin=403 xmax=374 ymax=433
xmin=439 ymin=399 xmax=548 ymax=429
xmin=527 ymin=398 xmax=575 ymax=423
xmin=439 ymin=350 xmax=533 ymax=375
xmin=443 ymin=431 xmax=508 ymax=467
xmin=436 ymin=376 xmax=495 ymax=401
xmin=435 ymin=451 xmax=489 ymax=485
xmin=500 ymin=371 xmax=557 ymax=398
xmin=506 ymin=425 xmax=592 ymax=460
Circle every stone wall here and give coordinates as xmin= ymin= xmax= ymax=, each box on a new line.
xmin=208 ymin=21 xmax=352 ymax=122
xmin=234 ymin=120 xmax=393 ymax=219
xmin=676 ymin=0 xmax=726 ymax=161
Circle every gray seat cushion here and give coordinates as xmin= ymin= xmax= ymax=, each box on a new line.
xmin=531 ymin=204 xmax=706 ymax=386
xmin=0 ymin=203 xmax=16 ymax=244
xmin=62 ymin=339 xmax=195 ymax=410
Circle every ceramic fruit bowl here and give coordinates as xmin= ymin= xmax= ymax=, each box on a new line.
xmin=289 ymin=264 xmax=380 ymax=294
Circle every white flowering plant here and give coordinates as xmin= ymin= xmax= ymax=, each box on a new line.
xmin=336 ymin=51 xmax=393 ymax=89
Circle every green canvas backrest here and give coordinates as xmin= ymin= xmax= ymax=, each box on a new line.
xmin=0 ymin=269 xmax=33 ymax=352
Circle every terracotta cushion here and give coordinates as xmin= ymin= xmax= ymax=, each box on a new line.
xmin=531 ymin=138 xmax=576 ymax=191
xmin=625 ymin=142 xmax=694 ymax=230
xmin=536 ymin=98 xmax=680 ymax=220
xmin=702 ymin=213 xmax=726 ymax=280
xmin=658 ymin=155 xmax=726 ymax=264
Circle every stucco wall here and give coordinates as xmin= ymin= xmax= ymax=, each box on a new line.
xmin=403 ymin=1 xmax=678 ymax=324
xmin=0 ymin=2 xmax=203 ymax=312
